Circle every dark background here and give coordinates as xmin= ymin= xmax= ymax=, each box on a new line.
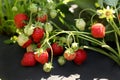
xmin=0 ymin=35 xmax=120 ymax=80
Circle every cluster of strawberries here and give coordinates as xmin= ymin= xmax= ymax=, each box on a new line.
xmin=13 ymin=1 xmax=106 ymax=72
xmin=14 ymin=10 xmax=88 ymax=72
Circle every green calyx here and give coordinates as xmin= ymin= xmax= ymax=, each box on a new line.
xmin=43 ymin=62 xmax=53 ymax=72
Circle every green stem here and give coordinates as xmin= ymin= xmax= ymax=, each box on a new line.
xmin=84 ymin=46 xmax=120 ymax=65
xmin=40 ymin=31 xmax=49 ymax=48
xmin=114 ymin=6 xmax=120 ymax=25
xmin=79 ymin=8 xmax=96 ymax=19
xmin=78 ymin=34 xmax=118 ymax=56
xmin=79 ymin=34 xmax=104 ymax=45
xmin=105 ymin=27 xmax=120 ymax=34
xmin=48 ymin=31 xmax=68 ymax=40
xmin=90 ymin=13 xmax=97 ymax=24
xmin=50 ymin=21 xmax=62 ymax=30
xmin=47 ymin=41 xmax=53 ymax=63
xmin=28 ymin=12 xmax=33 ymax=26
xmin=63 ymin=20 xmax=74 ymax=30
xmin=115 ymin=32 xmax=120 ymax=56
xmin=109 ymin=20 xmax=120 ymax=36
xmin=48 ymin=31 xmax=90 ymax=40
xmin=105 ymin=30 xmax=114 ymax=34
xmin=78 ymin=35 xmax=101 ymax=45
xmin=66 ymin=34 xmax=72 ymax=48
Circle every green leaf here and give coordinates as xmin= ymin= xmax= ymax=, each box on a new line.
xmin=3 ymin=39 xmax=14 ymax=44
xmin=72 ymin=0 xmax=96 ymax=9
xmin=59 ymin=16 xmax=65 ymax=24
xmin=0 ymin=0 xmax=3 ymax=18
xmin=104 ymin=0 xmax=118 ymax=6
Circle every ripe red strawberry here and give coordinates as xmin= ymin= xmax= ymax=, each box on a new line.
xmin=31 ymin=27 xmax=45 ymax=43
xmin=51 ymin=42 xmax=64 ymax=56
xmin=21 ymin=52 xmax=36 ymax=66
xmin=34 ymin=50 xmax=49 ymax=65
xmin=36 ymin=14 xmax=48 ymax=23
xmin=73 ymin=49 xmax=87 ymax=65
xmin=63 ymin=48 xmax=76 ymax=61
xmin=91 ymin=23 xmax=105 ymax=38
xmin=17 ymin=34 xmax=32 ymax=48
xmin=14 ymin=13 xmax=29 ymax=28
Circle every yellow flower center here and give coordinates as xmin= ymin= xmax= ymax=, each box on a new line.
xmin=97 ymin=6 xmax=115 ymax=21
xmin=106 ymin=11 xmax=112 ymax=17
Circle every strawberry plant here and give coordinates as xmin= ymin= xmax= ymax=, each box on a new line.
xmin=2 ymin=0 xmax=120 ymax=73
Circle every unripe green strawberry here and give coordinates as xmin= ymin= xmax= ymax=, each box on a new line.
xmin=75 ymin=19 xmax=86 ymax=31
xmin=66 ymin=35 xmax=73 ymax=44
xmin=43 ymin=62 xmax=53 ymax=72
xmin=29 ymin=3 xmax=38 ymax=13
xmin=47 ymin=2 xmax=56 ymax=10
xmin=58 ymin=56 xmax=66 ymax=66
xmin=17 ymin=33 xmax=32 ymax=48
xmin=12 ymin=6 xmax=18 ymax=11
xmin=71 ymin=42 xmax=78 ymax=50
xmin=44 ymin=22 xmax=53 ymax=33
xmin=24 ymin=24 xmax=35 ymax=36
xmin=50 ymin=9 xmax=57 ymax=18
xmin=59 ymin=37 xmax=67 ymax=44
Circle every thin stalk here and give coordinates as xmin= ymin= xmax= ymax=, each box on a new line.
xmin=40 ymin=31 xmax=49 ymax=48
xmin=105 ymin=30 xmax=115 ymax=34
xmin=47 ymin=41 xmax=53 ymax=63
xmin=78 ymin=35 xmax=102 ymax=45
xmin=66 ymin=34 xmax=72 ymax=48
xmin=102 ymin=45 xmax=118 ymax=57
xmin=79 ymin=8 xmax=96 ymax=19
xmin=79 ymin=34 xmax=104 ymax=45
xmin=90 ymin=13 xmax=97 ymax=24
xmin=48 ymin=31 xmax=69 ymax=40
xmin=72 ymin=31 xmax=91 ymax=35
xmin=84 ymin=46 xmax=120 ymax=65
xmin=109 ymin=20 xmax=120 ymax=36
xmin=50 ymin=21 xmax=62 ymax=30
xmin=114 ymin=6 xmax=120 ymax=25
xmin=115 ymin=32 xmax=120 ymax=56
xmin=28 ymin=12 xmax=33 ymax=26
xmin=78 ymin=34 xmax=118 ymax=56
xmin=63 ymin=20 xmax=74 ymax=30
xmin=105 ymin=27 xmax=120 ymax=34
